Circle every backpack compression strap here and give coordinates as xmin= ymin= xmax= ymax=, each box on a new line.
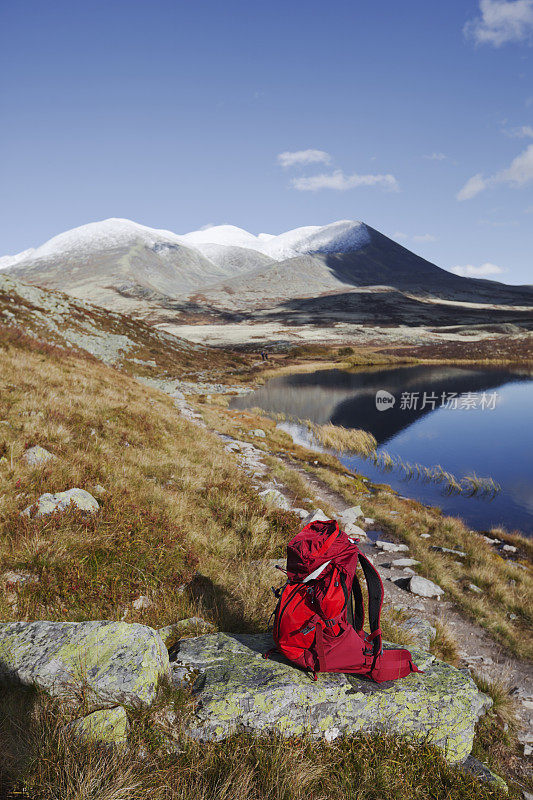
xmin=357 ymin=552 xmax=384 ymax=662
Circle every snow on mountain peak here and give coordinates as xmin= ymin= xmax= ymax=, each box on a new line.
xmin=180 ymin=219 xmax=370 ymax=261
xmin=0 ymin=218 xmax=371 ymax=273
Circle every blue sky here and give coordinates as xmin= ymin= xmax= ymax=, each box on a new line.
xmin=1 ymin=0 xmax=532 ymax=283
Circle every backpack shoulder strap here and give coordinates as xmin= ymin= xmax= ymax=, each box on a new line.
xmin=357 ymin=552 xmax=384 ymax=661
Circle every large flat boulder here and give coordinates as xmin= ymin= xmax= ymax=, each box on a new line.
xmin=0 ymin=621 xmax=169 ymax=706
xmin=172 ymin=632 xmax=490 ymax=764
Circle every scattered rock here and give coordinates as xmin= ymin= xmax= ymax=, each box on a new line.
xmin=292 ymin=508 xmax=310 ymax=519
xmin=21 ymin=488 xmax=100 ymax=518
xmin=93 ymin=484 xmax=107 ymax=495
xmin=132 ymin=595 xmax=155 ymax=611
xmin=420 ymin=533 xmax=431 ymax=539
xmin=502 ymin=544 xmax=517 ymax=554
xmin=301 ymin=509 xmax=330 ymax=527
xmin=2 ymin=570 xmax=39 ymax=588
xmin=251 ymin=429 xmax=266 ymax=438
xmin=363 ymin=517 xmax=374 ymax=525
xmin=172 ymin=632 xmax=491 ymax=763
xmin=338 ymin=506 xmax=363 ymax=527
xmin=68 ymin=706 xmax=129 ymax=745
xmin=430 ymin=546 xmax=466 ymax=557
xmin=460 ymin=755 xmax=507 ymax=791
xmin=0 ymin=621 xmax=169 ymax=706
xmin=383 ymin=558 xmax=420 ymax=568
xmin=468 ymin=584 xmax=483 ymax=594
xmin=374 ymin=541 xmax=410 ymax=553
xmin=22 ymin=445 xmax=57 ymax=467
xmin=345 ymin=524 xmax=368 ymax=540
xmin=408 ymin=576 xmax=444 ymax=598
xmin=399 ymin=617 xmax=437 ymax=650
xmin=258 ymin=488 xmax=291 ymax=511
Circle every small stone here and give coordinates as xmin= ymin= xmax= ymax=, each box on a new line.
xmin=468 ymin=583 xmax=483 ymax=594
xmin=68 ymin=707 xmax=129 ymax=745
xmin=292 ymin=508 xmax=310 ymax=519
xmin=344 ymin=524 xmax=368 ymax=540
xmin=258 ymin=489 xmax=291 ymax=511
xmin=338 ymin=506 xmax=363 ymax=527
xmin=21 ymin=488 xmax=100 ymax=518
xmin=420 ymin=533 xmax=431 ymax=539
xmin=502 ymin=544 xmax=517 ymax=554
xmin=22 ymin=446 xmax=57 ymax=467
xmin=509 ymin=613 xmax=518 ymax=620
xmin=2 ymin=571 xmax=39 ymax=588
xmin=374 ymin=541 xmax=410 ymax=553
xmin=408 ymin=576 xmax=444 ymax=598
xmin=430 ymin=546 xmax=466 ymax=557
xmin=363 ymin=517 xmax=375 ymax=525
xmin=301 ymin=509 xmax=330 ymax=527
xmin=132 ymin=595 xmax=154 ymax=611
xmin=93 ymin=484 xmax=107 ymax=495
xmin=390 ymin=558 xmax=420 ymax=568
xmin=251 ymin=429 xmax=266 ymax=438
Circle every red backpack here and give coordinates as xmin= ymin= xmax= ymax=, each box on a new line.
xmin=266 ymin=519 xmax=420 ymax=682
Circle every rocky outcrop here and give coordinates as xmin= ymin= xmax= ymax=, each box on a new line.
xmin=171 ymin=632 xmax=491 ymax=763
xmin=21 ymin=488 xmax=100 ymax=518
xmin=0 ymin=621 xmax=169 ymax=706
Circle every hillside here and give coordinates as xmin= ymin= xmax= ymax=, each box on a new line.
xmin=0 ymin=273 xmax=248 ymax=380
xmin=2 ymin=219 xmax=532 ymax=339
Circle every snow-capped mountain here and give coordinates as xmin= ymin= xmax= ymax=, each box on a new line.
xmin=180 ymin=219 xmax=371 ymax=262
xmin=1 ymin=217 xmax=531 ymax=321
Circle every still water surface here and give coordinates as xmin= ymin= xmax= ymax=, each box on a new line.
xmin=231 ymin=365 xmax=533 ymax=535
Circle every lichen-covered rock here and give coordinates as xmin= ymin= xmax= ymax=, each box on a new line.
xmin=172 ymin=633 xmax=490 ymax=763
xmin=159 ymin=617 xmax=215 ymax=649
xmin=68 ymin=706 xmax=129 ymax=745
xmin=0 ymin=621 xmax=169 ymax=706
xmin=22 ymin=446 xmax=57 ymax=467
xmin=21 ymin=488 xmax=99 ymax=518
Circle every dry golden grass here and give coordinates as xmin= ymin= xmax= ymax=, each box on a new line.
xmin=0 ymin=333 xmax=298 ymax=630
xmin=0 ymin=684 xmax=516 ymax=800
xmin=306 ymin=421 xmax=378 ymax=457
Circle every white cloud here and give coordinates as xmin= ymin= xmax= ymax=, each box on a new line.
xmin=423 ymin=152 xmax=447 ymax=160
xmin=457 ymin=173 xmax=488 ymax=200
xmin=498 ymin=142 xmax=533 ymax=183
xmin=291 ymin=169 xmax=399 ymax=192
xmin=505 ymin=124 xmax=533 ymax=137
xmin=457 ymin=143 xmax=533 ymax=199
xmin=451 ymin=262 xmax=505 ymax=277
xmin=412 ymin=233 xmax=437 ymax=242
xmin=464 ymin=0 xmax=533 ymax=46
xmin=393 ymin=231 xmax=436 ymax=243
xmin=277 ymin=149 xmax=332 ymax=168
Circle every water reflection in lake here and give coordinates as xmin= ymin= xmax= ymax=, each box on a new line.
xmin=231 ymin=365 xmax=533 ymax=535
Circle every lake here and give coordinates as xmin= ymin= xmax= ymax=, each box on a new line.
xmin=231 ymin=364 xmax=533 ymax=536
